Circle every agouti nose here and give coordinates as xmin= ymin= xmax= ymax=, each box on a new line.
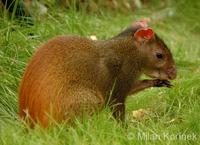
xmin=167 ymin=66 xmax=177 ymax=80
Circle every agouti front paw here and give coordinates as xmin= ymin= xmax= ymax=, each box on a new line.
xmin=153 ymin=79 xmax=173 ymax=88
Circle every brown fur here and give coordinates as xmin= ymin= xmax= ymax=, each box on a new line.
xmin=19 ymin=25 xmax=176 ymax=127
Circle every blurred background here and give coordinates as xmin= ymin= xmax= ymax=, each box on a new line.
xmin=0 ymin=0 xmax=175 ymax=17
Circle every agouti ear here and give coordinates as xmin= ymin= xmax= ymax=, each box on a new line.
xmin=134 ymin=28 xmax=154 ymax=42
xmin=131 ymin=19 xmax=149 ymax=28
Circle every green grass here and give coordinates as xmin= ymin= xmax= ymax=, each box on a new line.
xmin=0 ymin=1 xmax=200 ymax=145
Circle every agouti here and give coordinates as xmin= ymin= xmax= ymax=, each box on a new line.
xmin=19 ymin=20 xmax=176 ymax=128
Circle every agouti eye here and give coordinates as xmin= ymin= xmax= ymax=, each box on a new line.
xmin=156 ymin=53 xmax=163 ymax=59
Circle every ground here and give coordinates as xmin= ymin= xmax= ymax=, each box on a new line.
xmin=0 ymin=0 xmax=200 ymax=145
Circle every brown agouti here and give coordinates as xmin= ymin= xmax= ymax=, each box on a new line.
xmin=19 ymin=19 xmax=176 ymax=128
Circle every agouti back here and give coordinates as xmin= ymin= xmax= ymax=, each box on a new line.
xmin=19 ymin=20 xmax=176 ymax=127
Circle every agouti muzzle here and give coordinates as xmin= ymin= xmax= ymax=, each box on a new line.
xmin=19 ymin=19 xmax=176 ymax=127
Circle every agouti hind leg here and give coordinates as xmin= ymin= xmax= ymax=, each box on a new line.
xmin=62 ymin=87 xmax=104 ymax=123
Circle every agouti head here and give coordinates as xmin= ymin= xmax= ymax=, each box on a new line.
xmin=134 ymin=28 xmax=176 ymax=80
xmin=116 ymin=19 xmax=177 ymax=80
